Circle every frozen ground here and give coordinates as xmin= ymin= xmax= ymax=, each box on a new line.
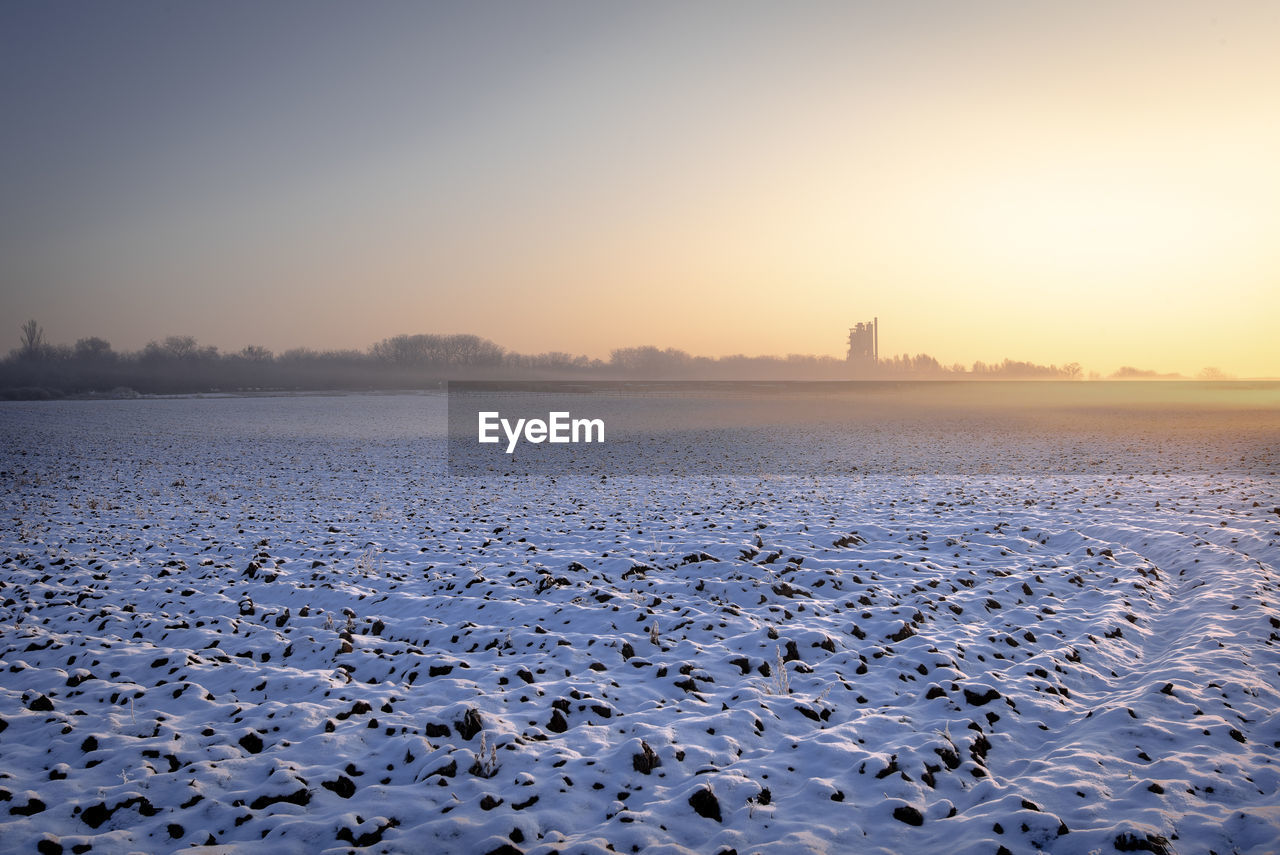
xmin=1 ymin=392 xmax=1278 ymax=855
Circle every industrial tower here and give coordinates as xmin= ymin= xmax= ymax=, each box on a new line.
xmin=846 ymin=317 xmax=878 ymax=365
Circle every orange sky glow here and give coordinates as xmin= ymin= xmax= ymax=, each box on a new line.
xmin=1 ymin=1 xmax=1276 ymax=376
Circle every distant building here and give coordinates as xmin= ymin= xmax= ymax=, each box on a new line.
xmin=846 ymin=318 xmax=878 ymax=366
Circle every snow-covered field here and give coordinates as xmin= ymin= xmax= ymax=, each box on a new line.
xmin=2 ymin=392 xmax=1278 ymax=855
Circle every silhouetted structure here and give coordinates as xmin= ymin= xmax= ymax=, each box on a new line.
xmin=846 ymin=318 xmax=878 ymax=366
xmin=0 ymin=317 xmax=1094 ymax=398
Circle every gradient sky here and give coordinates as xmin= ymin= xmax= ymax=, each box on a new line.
xmin=2 ymin=1 xmax=1277 ymax=376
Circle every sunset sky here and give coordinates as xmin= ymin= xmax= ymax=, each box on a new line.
xmin=2 ymin=1 xmax=1277 ymax=376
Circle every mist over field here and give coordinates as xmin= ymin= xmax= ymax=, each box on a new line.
xmin=445 ymin=380 xmax=1280 ymax=476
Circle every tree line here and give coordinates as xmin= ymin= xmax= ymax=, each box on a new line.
xmin=3 ymin=319 xmax=1096 ymax=398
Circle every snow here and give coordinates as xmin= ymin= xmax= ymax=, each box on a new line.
xmin=1 ymin=392 xmax=1278 ymax=854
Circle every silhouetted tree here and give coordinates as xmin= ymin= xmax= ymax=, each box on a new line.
xmin=74 ymin=337 xmax=115 ymax=362
xmin=1111 ymin=366 xmax=1183 ymax=380
xmin=239 ymin=345 xmax=273 ymax=361
xmin=0 ymin=324 xmax=1108 ymax=396
xmin=18 ymin=319 xmax=46 ymax=360
xmin=609 ymin=346 xmax=694 ymax=375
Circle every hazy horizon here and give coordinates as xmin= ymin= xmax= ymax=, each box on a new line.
xmin=2 ymin=1 xmax=1277 ymax=376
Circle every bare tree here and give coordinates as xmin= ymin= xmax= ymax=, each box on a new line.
xmin=19 ymin=319 xmax=45 ymax=360
xmin=163 ymin=335 xmax=199 ymax=359
xmin=239 ymin=345 xmax=273 ymax=361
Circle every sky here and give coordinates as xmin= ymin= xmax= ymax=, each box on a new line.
xmin=1 ymin=1 xmax=1277 ymax=376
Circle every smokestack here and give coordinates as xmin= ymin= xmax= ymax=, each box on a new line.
xmin=873 ymin=317 xmax=878 ymax=363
